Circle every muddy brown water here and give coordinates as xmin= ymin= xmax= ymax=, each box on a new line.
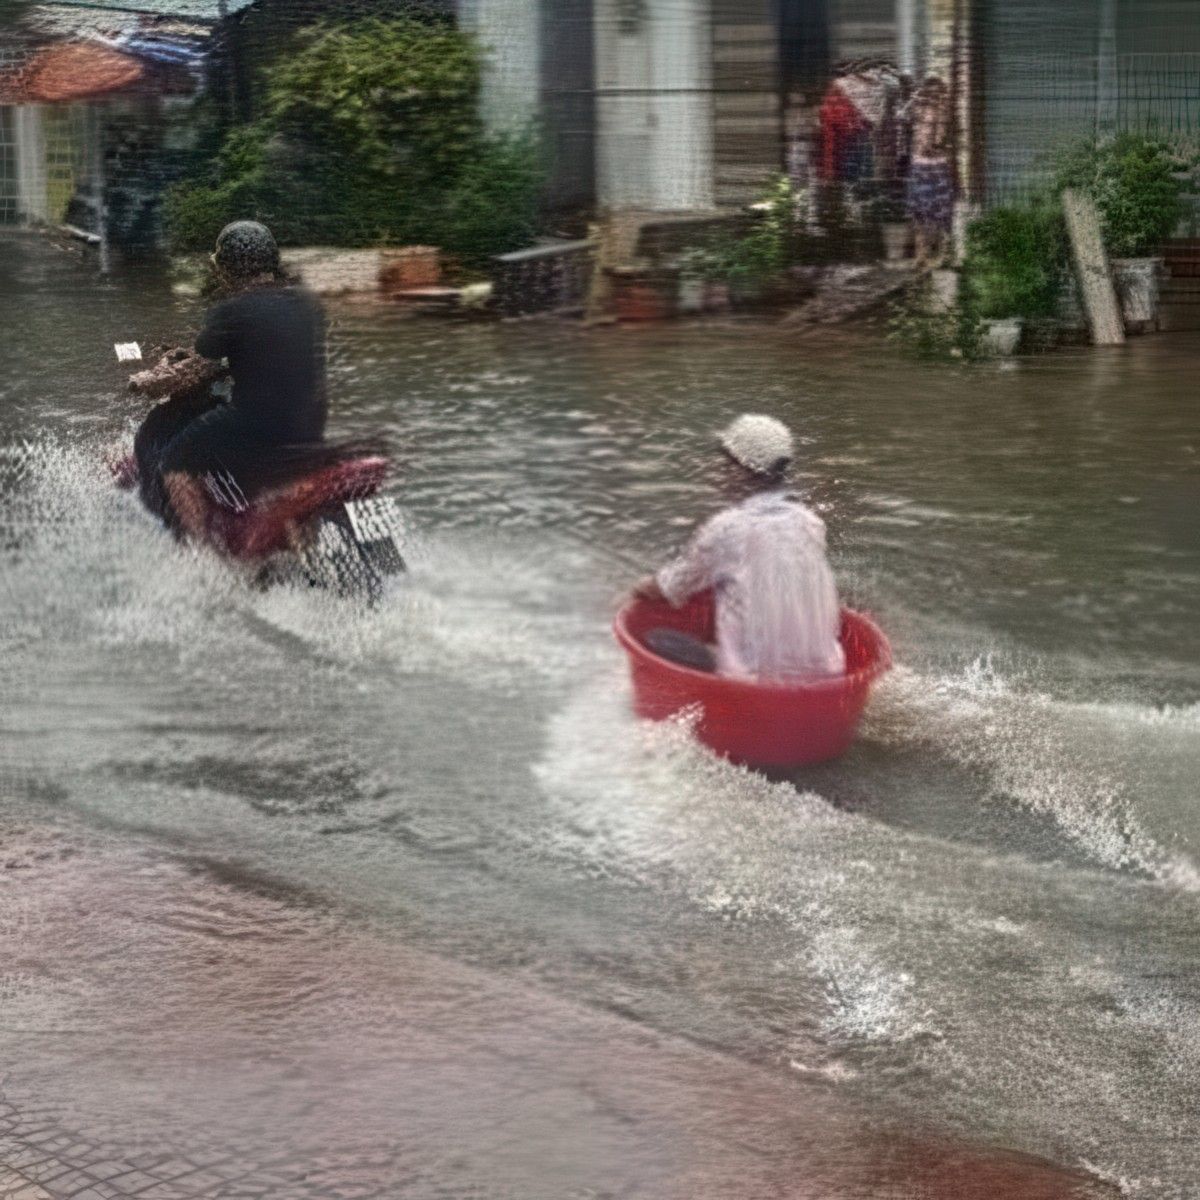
xmin=2 ymin=231 xmax=1197 ymax=1196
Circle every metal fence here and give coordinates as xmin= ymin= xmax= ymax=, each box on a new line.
xmin=1118 ymin=53 xmax=1200 ymax=147
xmin=491 ymin=239 xmax=596 ymax=318
xmin=0 ymin=108 xmax=16 ymax=224
xmin=986 ymin=52 xmax=1200 ymax=207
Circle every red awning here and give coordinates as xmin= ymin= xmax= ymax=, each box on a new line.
xmin=16 ymin=41 xmax=145 ymax=103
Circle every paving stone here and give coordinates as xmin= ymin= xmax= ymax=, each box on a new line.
xmin=80 ymin=1165 xmax=125 ymax=1184
xmin=99 ymin=1172 xmax=159 ymax=1195
xmin=3 ymin=1152 xmax=50 ymax=1172
xmin=0 ymin=1169 xmax=38 ymax=1197
xmin=45 ymin=1171 xmax=101 ymax=1196
xmin=126 ymin=1157 xmax=169 ymax=1175
xmin=14 ymin=1134 xmax=56 ymax=1149
xmin=86 ymin=1183 xmax=129 ymax=1200
xmin=167 ymin=1171 xmax=230 ymax=1197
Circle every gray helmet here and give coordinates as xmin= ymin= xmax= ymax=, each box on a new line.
xmin=213 ymin=220 xmax=279 ymax=281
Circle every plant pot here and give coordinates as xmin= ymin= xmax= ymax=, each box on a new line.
xmin=982 ymin=317 xmax=1023 ymax=356
xmin=1110 ymin=256 xmax=1163 ymax=331
xmin=607 ymin=267 xmax=679 ymax=322
xmin=677 ymin=275 xmax=705 ymax=314
xmin=881 ymin=221 xmax=911 ymax=263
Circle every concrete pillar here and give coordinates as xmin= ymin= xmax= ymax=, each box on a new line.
xmin=649 ymin=0 xmax=712 ymax=209
xmin=925 ymin=0 xmax=955 ymax=84
xmin=89 ymin=104 xmax=110 ymax=273
xmin=595 ymin=0 xmax=713 ymax=212
xmin=459 ymin=0 xmax=541 ymax=132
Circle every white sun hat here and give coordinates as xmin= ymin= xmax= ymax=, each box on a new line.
xmin=718 ymin=414 xmax=795 ymax=476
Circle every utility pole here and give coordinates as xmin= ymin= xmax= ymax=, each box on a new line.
xmin=91 ymin=106 xmax=110 ymax=274
xmin=897 ymin=0 xmax=917 ymax=77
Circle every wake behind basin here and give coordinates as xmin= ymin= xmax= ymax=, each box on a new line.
xmin=614 ymin=591 xmax=891 ymax=770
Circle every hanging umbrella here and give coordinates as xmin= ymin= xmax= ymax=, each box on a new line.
xmin=21 ymin=40 xmax=144 ymax=103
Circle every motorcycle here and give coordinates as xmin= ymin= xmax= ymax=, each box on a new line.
xmin=110 ymin=343 xmax=405 ymax=601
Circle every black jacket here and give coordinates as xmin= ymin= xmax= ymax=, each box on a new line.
xmin=195 ymin=285 xmax=328 ymax=444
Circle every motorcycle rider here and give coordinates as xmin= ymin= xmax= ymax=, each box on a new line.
xmin=156 ymin=220 xmax=328 ymax=540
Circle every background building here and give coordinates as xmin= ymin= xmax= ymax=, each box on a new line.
xmin=4 ymin=0 xmax=1199 ymax=253
xmin=0 ymin=0 xmax=254 ymax=252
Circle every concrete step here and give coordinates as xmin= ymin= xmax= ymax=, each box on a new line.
xmin=1158 ymin=303 xmax=1200 ymax=331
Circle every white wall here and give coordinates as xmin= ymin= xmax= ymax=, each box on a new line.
xmin=595 ymin=0 xmax=714 ymax=212
xmin=458 ymin=0 xmax=541 ymax=133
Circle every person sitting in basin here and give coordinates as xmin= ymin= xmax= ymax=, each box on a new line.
xmin=635 ymin=414 xmax=845 ymax=680
xmin=157 ymin=220 xmax=328 ymax=539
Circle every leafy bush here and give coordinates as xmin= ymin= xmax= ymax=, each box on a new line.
xmin=165 ymin=17 xmax=542 ymax=262
xmin=962 ymin=204 xmax=1067 ymax=320
xmin=687 ymin=176 xmax=803 ymax=286
xmin=437 ymin=132 xmax=543 ymax=267
xmin=163 ymin=126 xmax=270 ymax=250
xmin=888 ymin=285 xmax=986 ymax=362
xmin=1052 ymin=133 xmax=1186 ymax=257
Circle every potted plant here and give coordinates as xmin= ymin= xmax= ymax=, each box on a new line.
xmin=963 ymin=203 xmax=1067 ymax=355
xmin=1054 ymin=134 xmax=1187 ymax=331
xmin=887 ymin=282 xmax=986 ymax=362
xmin=675 ymin=247 xmax=729 ymax=313
xmin=606 ymin=260 xmax=680 ymax=321
xmin=693 ymin=176 xmax=803 ymax=308
xmin=875 ymin=190 xmax=911 ymax=264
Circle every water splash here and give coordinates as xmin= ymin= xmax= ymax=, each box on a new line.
xmin=867 ymin=659 xmax=1200 ymax=890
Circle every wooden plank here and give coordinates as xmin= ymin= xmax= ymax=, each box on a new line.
xmin=1062 ymin=188 xmax=1126 ymax=346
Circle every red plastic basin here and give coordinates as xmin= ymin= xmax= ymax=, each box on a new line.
xmin=614 ymin=591 xmax=891 ymax=770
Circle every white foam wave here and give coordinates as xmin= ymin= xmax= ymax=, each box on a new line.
xmin=1 ymin=440 xmax=259 ymax=659
xmin=806 ymin=925 xmax=938 ymax=1043
xmin=866 ymin=659 xmax=1200 ymax=891
xmin=1 ymin=439 xmax=604 ymax=690
xmin=534 ymin=681 xmax=940 ymax=1049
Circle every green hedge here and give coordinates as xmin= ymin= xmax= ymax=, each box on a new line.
xmin=963 ymin=203 xmax=1067 ymax=321
xmin=165 ymin=18 xmax=543 ymax=267
xmin=1053 ymin=133 xmax=1185 ymax=258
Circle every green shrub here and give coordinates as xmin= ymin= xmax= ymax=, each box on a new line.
xmin=963 ymin=203 xmax=1067 ymax=320
xmin=691 ymin=176 xmax=803 ymax=285
xmin=1052 ymin=133 xmax=1186 ymax=257
xmin=163 ymin=125 xmax=271 ymax=251
xmin=165 ymin=17 xmax=543 ymax=258
xmin=438 ymin=132 xmax=542 ymax=268
xmin=888 ymin=286 xmax=986 ymax=362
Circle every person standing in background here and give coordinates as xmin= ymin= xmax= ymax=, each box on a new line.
xmin=904 ymin=75 xmax=955 ymax=266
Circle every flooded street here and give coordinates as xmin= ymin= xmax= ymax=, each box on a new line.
xmin=2 ymin=231 xmax=1198 ymax=1197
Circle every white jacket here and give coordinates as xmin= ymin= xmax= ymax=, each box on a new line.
xmin=657 ymin=491 xmax=845 ymax=680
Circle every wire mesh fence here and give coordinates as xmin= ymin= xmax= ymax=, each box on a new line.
xmin=987 ymin=51 xmax=1200 ymax=206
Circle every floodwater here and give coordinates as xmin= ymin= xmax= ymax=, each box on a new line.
xmin=1 ymin=230 xmax=1197 ymax=1198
